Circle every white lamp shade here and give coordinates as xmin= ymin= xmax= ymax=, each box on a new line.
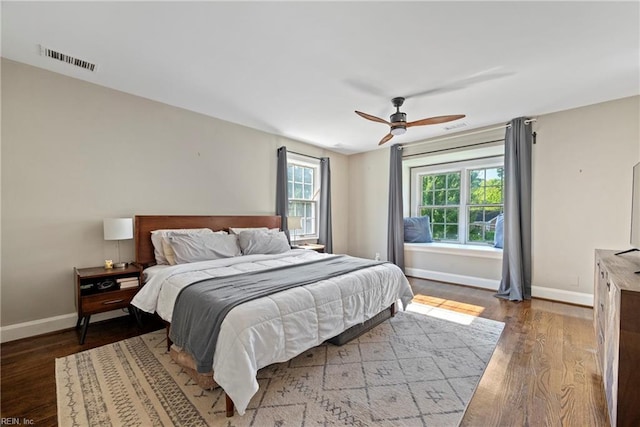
xmin=288 ymin=216 xmax=302 ymax=230
xmin=103 ymin=218 xmax=133 ymax=240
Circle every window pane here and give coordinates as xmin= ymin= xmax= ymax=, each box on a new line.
xmin=486 ymin=184 xmax=503 ymax=204
xmin=470 ymin=187 xmax=484 ymax=204
xmin=294 ymin=184 xmax=303 ymax=198
xmin=422 ymin=190 xmax=433 ymax=206
xmin=432 ymin=224 xmax=445 ymax=240
xmin=434 ymin=175 xmax=446 ymax=189
xmin=422 ymin=176 xmax=434 ymax=191
xmin=470 ymin=169 xmax=484 ymax=188
xmin=447 ymin=189 xmax=459 ymax=205
xmin=447 ymin=173 xmax=460 ymax=189
xmin=445 ymin=208 xmax=458 ymax=223
xmin=294 ymin=166 xmax=303 ymax=182
xmin=303 ymin=183 xmax=312 ymax=199
xmin=470 ymin=167 xmax=504 ymax=205
xmin=432 ymin=208 xmax=445 ymax=223
xmin=468 ymin=223 xmax=483 ymax=242
xmin=434 ymin=190 xmax=446 ymax=205
xmin=469 ymin=207 xmax=484 ymax=223
xmin=303 ymin=167 xmax=313 ymax=184
xmin=468 ymin=206 xmax=503 ymax=244
xmin=445 ymin=224 xmax=458 ymax=240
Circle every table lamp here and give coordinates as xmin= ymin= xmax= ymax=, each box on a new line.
xmin=288 ymin=216 xmax=302 ymax=243
xmin=103 ymin=218 xmax=133 ymax=268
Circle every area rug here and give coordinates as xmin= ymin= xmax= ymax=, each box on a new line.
xmin=56 ymin=305 xmax=504 ymax=426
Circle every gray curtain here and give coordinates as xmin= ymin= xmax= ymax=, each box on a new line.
xmin=387 ymin=144 xmax=404 ymax=271
xmin=318 ymin=157 xmax=333 ymax=253
xmin=276 ymin=146 xmax=290 ymax=241
xmin=495 ymin=118 xmax=533 ymax=301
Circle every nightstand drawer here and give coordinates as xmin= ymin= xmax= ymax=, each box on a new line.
xmin=81 ymin=288 xmax=138 ymax=314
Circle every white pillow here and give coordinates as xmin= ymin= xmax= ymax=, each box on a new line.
xmin=167 ymin=233 xmax=241 ymax=264
xmin=228 ymin=227 xmax=279 ymax=235
xmin=150 ymin=228 xmax=217 ymax=265
xmin=237 ymin=229 xmax=291 ymax=255
xmin=163 ymin=230 xmax=229 ymax=265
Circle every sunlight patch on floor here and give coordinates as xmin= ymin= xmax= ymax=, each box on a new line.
xmin=406 ymin=294 xmax=486 ymax=325
xmin=412 ymin=294 xmax=486 ymax=316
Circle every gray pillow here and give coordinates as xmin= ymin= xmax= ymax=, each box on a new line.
xmin=494 ymin=213 xmax=504 ymax=249
xmin=168 ymin=233 xmax=241 ymax=264
xmin=150 ymin=228 xmax=215 ymax=265
xmin=403 ymin=216 xmax=433 ymax=243
xmin=238 ymin=229 xmax=291 ymax=255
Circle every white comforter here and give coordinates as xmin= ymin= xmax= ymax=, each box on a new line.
xmin=131 ymin=250 xmax=413 ymax=415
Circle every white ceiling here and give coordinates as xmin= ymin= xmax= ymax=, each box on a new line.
xmin=2 ymin=1 xmax=639 ymax=154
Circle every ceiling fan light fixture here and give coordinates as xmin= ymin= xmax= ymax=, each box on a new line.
xmin=390 ymin=126 xmax=407 ymax=136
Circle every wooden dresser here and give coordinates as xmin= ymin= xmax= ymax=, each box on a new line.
xmin=594 ymin=249 xmax=640 ymax=426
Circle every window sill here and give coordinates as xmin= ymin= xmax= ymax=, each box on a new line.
xmin=404 ymin=242 xmax=503 ymax=259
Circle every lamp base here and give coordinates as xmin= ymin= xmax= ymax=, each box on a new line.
xmin=113 ymin=262 xmax=127 ymax=269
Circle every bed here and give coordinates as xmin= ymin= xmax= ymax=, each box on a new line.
xmin=130 ymin=215 xmax=414 ymax=417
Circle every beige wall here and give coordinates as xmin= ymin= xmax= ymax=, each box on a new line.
xmin=348 ymin=95 xmax=640 ymax=302
xmin=347 ymin=147 xmax=389 ymax=260
xmin=1 ymin=59 xmax=349 ymax=328
xmin=532 ymin=96 xmax=640 ymax=295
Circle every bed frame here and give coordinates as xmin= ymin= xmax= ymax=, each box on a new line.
xmin=133 ymin=214 xmax=393 ymax=418
xmin=134 ymin=214 xmax=283 ymax=416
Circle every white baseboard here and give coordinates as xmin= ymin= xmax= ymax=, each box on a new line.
xmin=405 ymin=267 xmax=500 ymax=291
xmin=405 ymin=267 xmax=593 ymax=307
xmin=0 ymin=310 xmax=128 ymax=343
xmin=531 ymin=286 xmax=593 ymax=307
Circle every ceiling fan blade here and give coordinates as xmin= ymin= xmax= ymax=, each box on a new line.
xmin=378 ymin=133 xmax=394 ymax=145
xmin=407 ymin=114 xmax=466 ymax=127
xmin=355 ymin=111 xmax=391 ymax=125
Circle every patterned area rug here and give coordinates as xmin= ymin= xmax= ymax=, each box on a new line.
xmin=56 ymin=305 xmax=504 ymax=426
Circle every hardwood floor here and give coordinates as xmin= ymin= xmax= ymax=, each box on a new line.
xmin=409 ymin=278 xmax=608 ymax=427
xmin=1 ymin=280 xmax=608 ymax=426
xmin=1 ymin=312 xmax=164 ymax=426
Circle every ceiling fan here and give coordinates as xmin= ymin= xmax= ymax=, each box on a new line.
xmin=355 ymin=97 xmax=465 ymax=146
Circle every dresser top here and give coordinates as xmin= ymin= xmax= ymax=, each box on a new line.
xmin=596 ymin=249 xmax=640 ymax=292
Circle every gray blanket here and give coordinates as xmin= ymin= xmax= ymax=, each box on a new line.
xmin=169 ymin=255 xmax=385 ymax=373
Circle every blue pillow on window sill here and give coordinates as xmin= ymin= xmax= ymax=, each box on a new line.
xmin=404 ymin=216 xmax=433 ymax=243
xmin=494 ymin=213 xmax=504 ymax=249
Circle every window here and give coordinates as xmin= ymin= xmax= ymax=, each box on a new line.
xmin=287 ymin=154 xmax=320 ymax=240
xmin=412 ymin=157 xmax=504 ymax=245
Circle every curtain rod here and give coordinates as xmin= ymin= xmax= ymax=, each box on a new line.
xmin=400 ymin=119 xmax=537 ymax=149
xmin=287 ymin=150 xmax=324 ymax=161
xmin=402 ymin=139 xmax=504 ymax=159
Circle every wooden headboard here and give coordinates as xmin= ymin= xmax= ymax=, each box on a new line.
xmin=134 ymin=215 xmax=282 ymax=267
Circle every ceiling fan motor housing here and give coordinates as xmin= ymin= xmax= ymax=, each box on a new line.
xmin=390 ymin=111 xmax=407 ymax=135
xmin=390 ymin=111 xmax=407 ymax=123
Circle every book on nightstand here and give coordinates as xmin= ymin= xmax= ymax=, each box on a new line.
xmin=117 ymin=277 xmax=139 ymax=289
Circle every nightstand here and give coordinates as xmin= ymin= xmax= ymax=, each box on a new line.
xmin=294 ymin=243 xmax=325 ymax=253
xmin=74 ymin=264 xmax=142 ymax=344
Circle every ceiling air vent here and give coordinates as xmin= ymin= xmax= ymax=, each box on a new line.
xmin=39 ymin=45 xmax=97 ymax=72
xmin=443 ymin=122 xmax=467 ymax=131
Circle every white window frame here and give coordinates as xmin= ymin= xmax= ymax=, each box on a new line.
xmin=287 ymin=153 xmax=320 ymax=241
xmin=411 ymin=156 xmax=504 ymax=246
